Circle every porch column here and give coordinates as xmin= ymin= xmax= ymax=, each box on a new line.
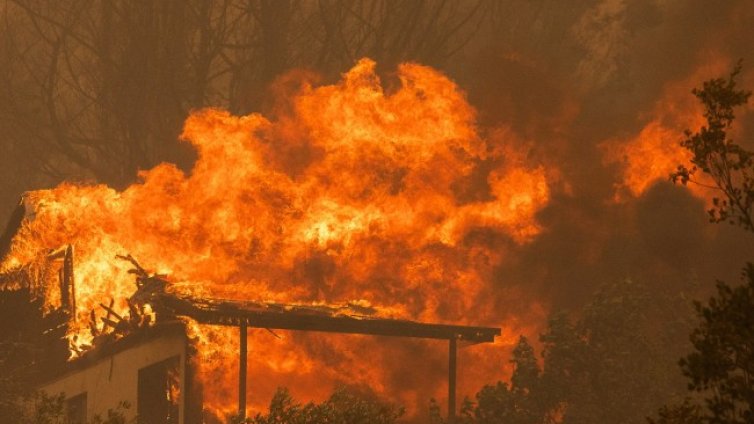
xmin=448 ymin=336 xmax=457 ymax=423
xmin=239 ymin=322 xmax=248 ymax=419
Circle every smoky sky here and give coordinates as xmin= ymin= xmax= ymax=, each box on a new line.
xmin=447 ymin=0 xmax=754 ymax=310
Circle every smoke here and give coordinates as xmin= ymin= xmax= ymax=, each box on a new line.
xmin=2 ymin=0 xmax=754 ymax=420
xmin=446 ymin=0 xmax=754 ymax=311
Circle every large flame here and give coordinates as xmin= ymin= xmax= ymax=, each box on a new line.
xmin=1 ymin=59 xmax=550 ymax=418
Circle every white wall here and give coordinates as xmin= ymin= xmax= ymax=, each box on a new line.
xmin=40 ymin=331 xmax=187 ymax=424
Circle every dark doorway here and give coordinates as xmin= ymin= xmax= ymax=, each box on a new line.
xmin=137 ymin=356 xmax=180 ymax=424
xmin=66 ymin=392 xmax=87 ymax=424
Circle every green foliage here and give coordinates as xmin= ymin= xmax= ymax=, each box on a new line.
xmin=649 ymin=266 xmax=754 ymax=423
xmin=461 ymin=278 xmax=693 ymax=424
xmin=678 ymin=265 xmax=754 ymax=423
xmin=27 ymin=392 xmax=68 ymax=424
xmin=243 ymin=386 xmax=403 ymax=424
xmin=455 ymin=336 xmax=544 ymax=424
xmin=9 ymin=392 xmax=132 ymax=424
xmin=0 ymin=361 xmax=31 ymax=424
xmin=89 ymin=402 xmax=132 ymax=424
xmin=428 ymin=398 xmax=445 ymax=424
xmin=671 ymin=61 xmax=753 ymax=231
xmin=553 ymin=279 xmax=691 ymax=424
xmin=647 ymin=398 xmax=704 ymax=424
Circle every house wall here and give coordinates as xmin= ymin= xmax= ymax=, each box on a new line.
xmin=40 ymin=332 xmax=187 ymax=424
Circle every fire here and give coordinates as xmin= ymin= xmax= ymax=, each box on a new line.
xmin=601 ymin=56 xmax=738 ymax=201
xmin=602 ymin=121 xmax=697 ymax=199
xmin=0 ymin=58 xmax=550 ymax=418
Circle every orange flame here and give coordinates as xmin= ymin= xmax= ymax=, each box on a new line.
xmin=601 ymin=56 xmax=738 ymax=201
xmin=1 ymin=58 xmax=551 ymax=418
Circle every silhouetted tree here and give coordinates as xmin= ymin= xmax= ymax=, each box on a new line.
xmin=5 ymin=392 xmax=132 ymax=424
xmin=651 ymin=63 xmax=754 ymax=424
xmin=0 ymin=0 xmax=488 ymax=195
xmin=647 ymin=400 xmax=704 ymax=424
xmin=461 ymin=279 xmax=692 ymax=424
xmin=671 ymin=61 xmax=753 ymax=231
xmin=554 ymin=279 xmax=691 ymax=424
xmin=457 ymin=336 xmax=545 ymax=424
xmin=682 ymin=266 xmax=754 ymax=422
xmin=650 ymin=266 xmax=754 ymax=424
xmin=242 ymin=386 xmax=403 ymax=424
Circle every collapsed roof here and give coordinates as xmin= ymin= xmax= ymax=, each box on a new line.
xmin=0 ymin=196 xmax=500 ymax=352
xmin=0 ymin=195 xmax=500 ymax=421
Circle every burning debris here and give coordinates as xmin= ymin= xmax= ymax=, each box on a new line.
xmin=77 ymin=255 xmax=162 ymax=355
xmin=1 ymin=215 xmax=499 ymax=422
xmin=0 ymin=247 xmax=157 ymax=358
xmin=51 ymin=251 xmax=501 ymax=359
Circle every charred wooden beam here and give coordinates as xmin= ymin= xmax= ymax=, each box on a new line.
xmin=64 ymin=245 xmax=75 ymax=315
xmin=100 ymin=316 xmax=121 ymax=332
xmin=50 ymin=244 xmax=76 ymax=317
xmin=89 ymin=310 xmax=100 ymax=337
xmin=158 ymin=295 xmax=500 ymax=343
xmin=100 ymin=301 xmax=124 ymax=322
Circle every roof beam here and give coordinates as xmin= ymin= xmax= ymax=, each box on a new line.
xmin=159 ymin=295 xmax=500 ymax=343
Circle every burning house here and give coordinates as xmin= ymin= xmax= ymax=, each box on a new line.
xmin=0 ymin=59 xmax=546 ymax=422
xmin=0 ymin=195 xmax=500 ymax=423
xmin=3 ymin=0 xmax=754 ymax=423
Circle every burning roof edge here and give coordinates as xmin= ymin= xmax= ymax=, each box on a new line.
xmin=159 ymin=294 xmax=501 ymax=344
xmin=0 ymin=194 xmax=500 ymax=350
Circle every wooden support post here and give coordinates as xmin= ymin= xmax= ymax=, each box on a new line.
xmin=448 ymin=336 xmax=457 ymax=423
xmin=64 ymin=245 xmax=75 ymax=317
xmin=239 ymin=322 xmax=248 ymax=420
